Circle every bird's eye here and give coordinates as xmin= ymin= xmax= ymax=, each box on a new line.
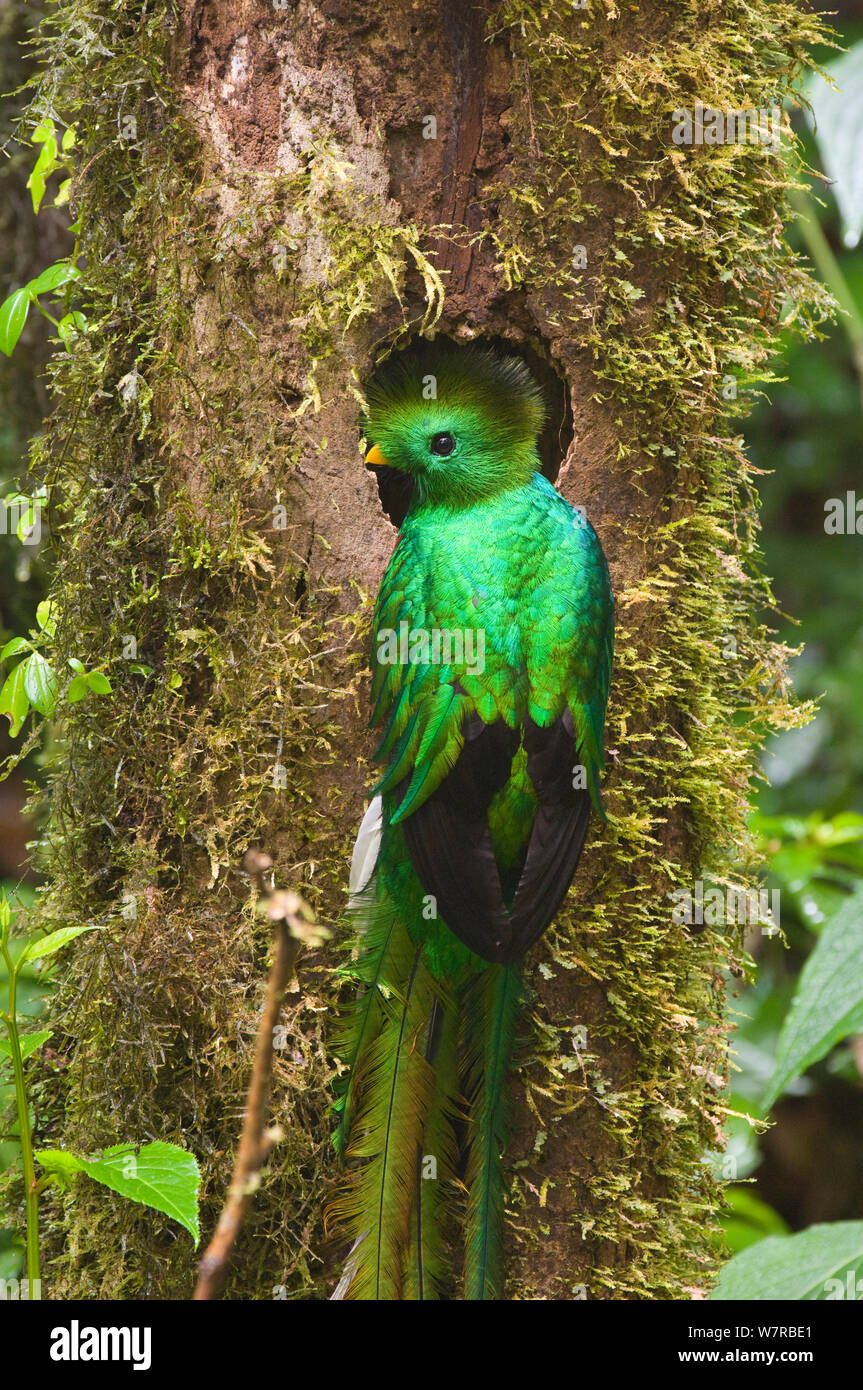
xmin=429 ymin=431 xmax=456 ymax=457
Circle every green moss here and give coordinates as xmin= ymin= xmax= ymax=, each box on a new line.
xmin=483 ymin=0 xmax=829 ymax=1299
xmin=8 ymin=0 xmax=369 ymax=1298
xmin=4 ymin=0 xmax=832 ymax=1300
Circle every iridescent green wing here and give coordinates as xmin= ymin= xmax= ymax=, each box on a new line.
xmin=369 ymin=484 xmax=613 ymax=966
xmin=524 ymin=492 xmax=614 ymax=816
xmin=369 ymin=525 xmax=521 ymax=824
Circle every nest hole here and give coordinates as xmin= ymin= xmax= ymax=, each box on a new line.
xmin=365 ymin=334 xmax=574 ymax=527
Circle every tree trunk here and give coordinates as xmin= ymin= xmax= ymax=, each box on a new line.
xmin=24 ymin=0 xmax=824 ymax=1298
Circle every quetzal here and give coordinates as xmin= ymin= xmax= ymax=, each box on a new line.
xmin=329 ymin=343 xmax=613 ymax=1300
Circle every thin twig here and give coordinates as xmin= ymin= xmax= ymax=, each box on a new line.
xmin=193 ymin=851 xmax=326 ymax=1300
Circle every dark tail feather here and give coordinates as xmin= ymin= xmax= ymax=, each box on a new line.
xmin=403 ymin=992 xmax=462 ymax=1299
xmin=463 ymin=961 xmax=522 ymax=1300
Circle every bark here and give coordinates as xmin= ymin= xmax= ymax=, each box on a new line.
xmin=16 ymin=0 xmax=827 ymax=1298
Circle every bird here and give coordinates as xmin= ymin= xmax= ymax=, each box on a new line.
xmin=328 ymin=341 xmax=614 ymax=1300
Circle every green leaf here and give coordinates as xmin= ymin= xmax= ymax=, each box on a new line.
xmin=35 ymin=1142 xmax=201 ymax=1244
xmin=804 ymin=45 xmax=863 ymax=248
xmin=61 ymin=126 xmax=76 ymax=153
xmin=26 ymin=135 xmax=58 ymax=213
xmin=3 ymin=490 xmax=45 ymax=544
xmin=0 ymin=1240 xmax=22 ymax=1280
xmin=66 ymin=674 xmax=89 ymax=703
xmin=3 ymin=491 xmax=44 ymax=544
xmin=720 ymin=1185 xmax=790 ymax=1255
xmin=68 ymin=657 xmax=85 ymax=673
xmin=0 ymin=637 xmax=32 ymax=661
xmin=0 ymin=1030 xmax=52 ymax=1062
xmin=28 ymin=168 xmax=46 ymax=214
xmin=27 ymin=262 xmax=79 ymax=297
xmin=15 ymin=503 xmax=39 ymax=544
xmin=0 ymin=288 xmax=31 ymax=357
xmin=18 ymin=923 xmax=99 ymax=965
xmin=31 ymin=119 xmax=55 ymax=144
xmin=86 ymin=671 xmax=112 ymax=695
xmin=761 ymin=883 xmax=863 ymax=1112
xmin=30 ymin=1149 xmax=83 ymax=1191
xmin=54 ymin=178 xmax=71 ymax=207
xmin=35 ymin=599 xmax=56 ymax=636
xmin=712 ymin=1221 xmax=863 ymax=1300
xmin=22 ymin=652 xmax=58 ymax=718
xmin=57 ymin=311 xmax=87 ymax=347
xmin=0 ymin=662 xmax=30 ymax=737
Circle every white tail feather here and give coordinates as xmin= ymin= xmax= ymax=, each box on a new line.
xmin=330 ymin=1232 xmax=367 ymax=1300
xmin=349 ymin=795 xmax=383 ymax=897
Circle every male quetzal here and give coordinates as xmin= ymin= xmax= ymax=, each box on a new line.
xmin=330 ymin=342 xmax=613 ymax=1300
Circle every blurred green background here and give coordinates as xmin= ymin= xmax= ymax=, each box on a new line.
xmin=709 ymin=16 xmax=863 ymax=1266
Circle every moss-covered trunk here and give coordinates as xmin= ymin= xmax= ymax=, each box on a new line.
xmin=21 ymin=0 xmax=825 ymax=1298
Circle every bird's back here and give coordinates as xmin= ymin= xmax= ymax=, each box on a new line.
xmin=371 ymin=472 xmax=613 ymax=966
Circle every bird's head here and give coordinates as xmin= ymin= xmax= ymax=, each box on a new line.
xmin=362 ymin=343 xmax=546 ymax=509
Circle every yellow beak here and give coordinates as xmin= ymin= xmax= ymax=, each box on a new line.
xmin=365 ymin=443 xmax=389 ymax=468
